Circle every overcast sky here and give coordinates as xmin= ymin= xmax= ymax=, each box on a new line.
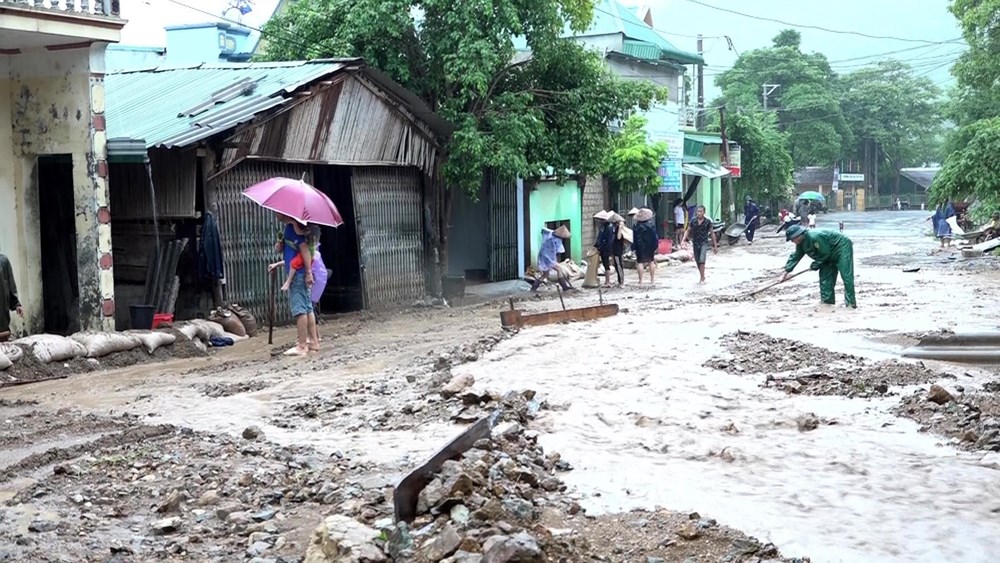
xmin=120 ymin=0 xmax=963 ymax=97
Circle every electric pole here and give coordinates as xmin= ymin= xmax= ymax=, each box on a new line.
xmin=762 ymin=83 xmax=779 ymax=111
xmin=696 ymin=34 xmax=704 ymax=130
xmin=719 ymin=107 xmax=737 ymax=224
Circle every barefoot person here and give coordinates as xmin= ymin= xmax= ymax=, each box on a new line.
xmin=781 ymin=224 xmax=856 ymax=308
xmin=632 ymin=208 xmax=658 ymax=285
xmin=269 ymin=214 xmax=316 ymax=356
xmin=681 ymin=205 xmax=718 ymax=284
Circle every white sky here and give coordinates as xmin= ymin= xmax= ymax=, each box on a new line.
xmin=119 ymin=0 xmax=963 ymax=98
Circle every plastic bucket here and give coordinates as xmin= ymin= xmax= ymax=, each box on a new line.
xmin=129 ymin=304 xmax=156 ymax=330
xmin=657 ymin=239 xmax=673 ymax=255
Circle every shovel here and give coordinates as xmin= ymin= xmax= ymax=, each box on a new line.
xmin=743 ymin=268 xmax=810 ymax=298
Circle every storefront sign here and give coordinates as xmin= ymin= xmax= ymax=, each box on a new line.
xmin=839 ymin=173 xmax=864 ymax=182
xmin=659 ymin=158 xmax=682 ymax=193
xmin=725 ymin=142 xmax=741 ymax=178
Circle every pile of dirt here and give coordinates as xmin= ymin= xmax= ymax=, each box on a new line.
xmin=894 ymin=382 xmax=1000 ymax=452
xmin=199 ymin=379 xmax=275 ymax=398
xmin=303 ymin=397 xmax=807 ymax=563
xmin=705 ymin=331 xmax=942 ymax=398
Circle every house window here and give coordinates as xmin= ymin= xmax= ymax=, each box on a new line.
xmin=545 ymin=219 xmax=571 ymax=262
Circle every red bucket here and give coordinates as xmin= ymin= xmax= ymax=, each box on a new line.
xmin=152 ymin=313 xmax=174 ymax=329
xmin=657 ymin=239 xmax=673 ymax=255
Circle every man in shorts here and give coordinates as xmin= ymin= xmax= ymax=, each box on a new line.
xmin=681 ymin=205 xmax=718 ymax=284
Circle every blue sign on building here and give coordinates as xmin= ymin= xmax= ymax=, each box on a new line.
xmin=659 ymin=158 xmax=682 ymax=193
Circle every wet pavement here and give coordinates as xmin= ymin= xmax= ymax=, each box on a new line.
xmin=3 ymin=210 xmax=1000 ymax=562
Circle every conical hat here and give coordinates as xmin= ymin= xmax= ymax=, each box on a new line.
xmin=635 ymin=208 xmax=654 ymax=222
xmin=627 ymin=207 xmax=639 ymax=216
xmin=593 ymin=210 xmax=611 ymax=221
xmin=609 ymin=212 xmax=625 ymax=223
xmin=554 ymin=225 xmax=571 ymax=238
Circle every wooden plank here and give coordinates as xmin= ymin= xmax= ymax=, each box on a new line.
xmin=507 ymin=304 xmax=620 ymax=329
xmin=972 ymin=237 xmax=1000 ymax=253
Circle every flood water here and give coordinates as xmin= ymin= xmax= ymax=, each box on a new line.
xmin=452 ymin=211 xmax=1000 ymax=563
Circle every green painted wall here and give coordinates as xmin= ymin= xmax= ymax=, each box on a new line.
xmin=685 ymin=144 xmax=723 ymax=220
xmin=529 ymin=180 xmax=582 ymax=267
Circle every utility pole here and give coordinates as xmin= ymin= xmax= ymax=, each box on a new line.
xmin=719 ymin=107 xmax=737 ymax=224
xmin=696 ymin=34 xmax=704 ymax=130
xmin=762 ymin=83 xmax=780 ymax=111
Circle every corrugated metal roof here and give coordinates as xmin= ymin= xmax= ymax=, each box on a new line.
xmin=686 ymin=133 xmax=724 ymax=145
xmin=105 ymin=59 xmax=357 ymax=150
xmin=899 ymin=167 xmax=941 ymax=190
xmin=582 ymin=0 xmax=703 ymax=65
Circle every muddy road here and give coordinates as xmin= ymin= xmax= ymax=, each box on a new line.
xmin=3 ymin=210 xmax=1000 ymax=562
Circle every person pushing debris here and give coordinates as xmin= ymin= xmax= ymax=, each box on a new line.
xmin=781 ymin=224 xmax=856 ymax=308
xmin=531 ymin=226 xmax=574 ymax=292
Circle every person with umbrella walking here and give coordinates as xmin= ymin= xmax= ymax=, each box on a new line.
xmin=780 ymin=224 xmax=856 ymax=308
xmin=270 ymin=215 xmax=317 ymax=356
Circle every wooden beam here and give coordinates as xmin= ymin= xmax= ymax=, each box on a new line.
xmin=500 ymin=304 xmax=619 ymax=329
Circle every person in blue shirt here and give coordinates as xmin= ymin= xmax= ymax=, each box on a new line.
xmin=268 ymin=214 xmax=316 ymax=356
xmin=531 ymin=226 xmax=573 ymax=292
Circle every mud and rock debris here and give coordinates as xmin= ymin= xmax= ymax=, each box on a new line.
xmin=895 ymin=382 xmax=1000 ymax=453
xmin=705 ymin=331 xmax=944 ymax=397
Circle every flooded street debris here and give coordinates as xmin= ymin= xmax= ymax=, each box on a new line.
xmin=705 ymin=331 xmax=944 ymax=397
xmin=894 ymin=382 xmax=1000 ymax=453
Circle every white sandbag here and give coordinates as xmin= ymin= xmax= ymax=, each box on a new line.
xmin=0 ymin=343 xmax=22 ymax=364
xmin=70 ymin=332 xmax=142 ymax=358
xmin=127 ymin=330 xmax=177 ymax=354
xmin=191 ymin=319 xmax=225 ymax=339
xmin=0 ymin=351 xmax=10 ymax=371
xmin=221 ymin=331 xmax=249 ymax=343
xmin=193 ymin=339 xmax=208 ymax=353
xmin=177 ymin=323 xmax=201 ymax=341
xmin=14 ymin=334 xmax=87 ymax=364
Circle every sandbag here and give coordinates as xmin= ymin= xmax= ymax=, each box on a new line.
xmin=127 ymin=330 xmax=177 ymax=354
xmin=209 ymin=308 xmax=247 ymax=337
xmin=191 ymin=319 xmax=225 ymax=339
xmin=229 ymin=304 xmax=258 ymax=337
xmin=0 ymin=351 xmax=10 ymax=371
xmin=70 ymin=332 xmax=142 ymax=358
xmin=14 ymin=334 xmax=87 ymax=364
xmin=177 ymin=323 xmax=201 ymax=341
xmin=0 ymin=343 xmax=23 ymax=364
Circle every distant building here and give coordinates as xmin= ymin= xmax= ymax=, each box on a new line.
xmin=107 ymin=22 xmax=255 ymax=71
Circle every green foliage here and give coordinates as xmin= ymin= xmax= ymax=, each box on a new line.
xmin=715 ymin=29 xmax=852 ymax=167
xmin=258 ymin=0 xmax=663 ymax=197
xmin=934 ymin=0 xmax=1000 ymax=207
xmin=839 ymin=60 xmax=943 ymax=168
xmin=604 ymin=115 xmax=668 ymax=196
xmin=727 ymin=111 xmax=794 ymax=202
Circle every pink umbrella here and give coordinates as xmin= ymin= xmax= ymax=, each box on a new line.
xmin=242 ymin=177 xmax=344 ymax=227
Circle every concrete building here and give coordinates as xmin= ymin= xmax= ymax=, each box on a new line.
xmin=0 ymin=0 xmax=125 ymax=336
xmin=106 ymin=22 xmax=255 ymax=71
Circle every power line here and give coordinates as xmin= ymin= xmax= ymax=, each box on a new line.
xmin=679 ymin=0 xmax=966 ymax=45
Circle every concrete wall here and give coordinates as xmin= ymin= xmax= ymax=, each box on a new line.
xmin=606 ymin=57 xmax=682 ymax=103
xmin=0 ymin=44 xmax=114 ymax=334
xmin=580 ymin=175 xmax=608 ymax=251
xmin=528 ymin=180 xmax=582 ymax=268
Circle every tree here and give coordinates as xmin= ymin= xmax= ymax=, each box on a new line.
xmin=932 ymin=0 xmax=1000 ymax=219
xmin=726 ymin=111 xmax=794 ymax=204
xmin=604 ymin=115 xmax=668 ymax=196
xmin=259 ymin=0 xmax=663 ymax=192
xmin=839 ymin=60 xmax=943 ymax=196
xmin=715 ymin=30 xmax=853 ymax=167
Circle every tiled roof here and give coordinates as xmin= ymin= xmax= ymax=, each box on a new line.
xmin=794 ymin=167 xmax=836 ymax=186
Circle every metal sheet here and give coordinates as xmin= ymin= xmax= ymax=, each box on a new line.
xmin=214 ymin=160 xmax=313 ymax=325
xmin=487 ymin=171 xmax=518 ymax=281
xmin=351 ymin=167 xmax=426 ymax=309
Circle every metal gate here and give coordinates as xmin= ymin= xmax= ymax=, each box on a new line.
xmin=487 ymin=172 xmax=518 ymax=281
xmin=215 ymin=160 xmax=313 ymax=325
xmin=351 ymin=167 xmax=426 ymax=309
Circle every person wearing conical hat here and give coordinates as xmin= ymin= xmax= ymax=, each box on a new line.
xmin=532 ymin=226 xmax=573 ymax=292
xmin=782 ymin=224 xmax=856 ymax=308
xmin=632 ymin=208 xmax=657 ymax=285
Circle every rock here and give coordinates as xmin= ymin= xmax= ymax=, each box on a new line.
xmin=646 ymin=558 xmax=666 ymax=563
xmin=247 ymin=541 xmax=271 ymax=557
xmin=796 ymin=413 xmax=820 ymax=432
xmin=151 ymin=517 xmax=183 ymax=535
xmin=197 ymin=490 xmax=220 ymax=506
xmin=492 ymin=422 xmax=522 ymax=439
xmin=417 ymin=478 xmax=448 ymax=514
xmin=501 ymin=497 xmax=535 ymax=520
xmin=156 ymin=490 xmax=184 ymax=514
xmin=419 ymin=523 xmax=462 ymax=561
xmin=387 ymin=523 xmax=414 ymax=559
xmin=676 ymin=523 xmax=701 ymax=540
xmin=237 ymin=472 xmax=255 ymax=487
xmin=975 ymin=429 xmax=999 ymax=449
xmin=27 ymin=517 xmax=60 ymax=533
xmin=303 ymin=515 xmax=385 ymax=563
xmin=450 ymin=504 xmax=471 ymax=525
xmin=927 ymin=384 xmax=954 ymax=405
xmin=961 ymin=430 xmax=979 ymax=443
xmin=443 ymin=552 xmax=483 ymax=563
xmin=216 ymin=504 xmax=242 ymax=521
xmin=441 ymin=374 xmax=475 ymax=398
xmin=242 ymin=426 xmax=263 ymax=440
xmin=482 ymin=533 xmax=543 ymax=563
xmin=252 ymin=507 xmax=278 ymax=522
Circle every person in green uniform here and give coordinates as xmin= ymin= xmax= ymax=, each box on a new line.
xmin=781 ymin=224 xmax=856 ymax=308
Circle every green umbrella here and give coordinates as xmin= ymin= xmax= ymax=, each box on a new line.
xmin=798 ymin=191 xmax=826 ymax=204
